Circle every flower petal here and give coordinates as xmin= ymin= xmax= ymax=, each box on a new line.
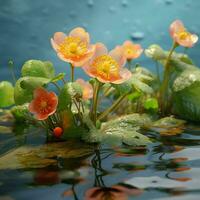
xmin=112 ymin=68 xmax=132 ymax=84
xmin=53 ymin=32 xmax=66 ymax=45
xmin=69 ymin=27 xmax=90 ymax=44
xmin=33 ymin=87 xmax=48 ymax=98
xmin=109 ymin=46 xmax=126 ymax=67
xmin=123 ymin=40 xmax=133 ymax=47
xmin=169 ymin=20 xmax=185 ymax=38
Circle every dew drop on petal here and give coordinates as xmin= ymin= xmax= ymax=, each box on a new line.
xmin=131 ymin=32 xmax=145 ymax=40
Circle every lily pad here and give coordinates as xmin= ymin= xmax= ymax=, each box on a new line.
xmin=0 ymin=141 xmax=93 ymax=170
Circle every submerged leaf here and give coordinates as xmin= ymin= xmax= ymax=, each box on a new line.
xmin=0 ymin=81 xmax=14 ymax=108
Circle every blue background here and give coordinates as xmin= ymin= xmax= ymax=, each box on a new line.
xmin=0 ymin=0 xmax=199 ymax=81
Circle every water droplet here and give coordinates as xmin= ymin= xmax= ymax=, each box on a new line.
xmin=87 ymin=0 xmax=94 ymax=7
xmin=109 ymin=6 xmax=117 ymax=13
xmin=131 ymin=32 xmax=145 ymax=40
xmin=121 ymin=0 xmax=128 ymax=7
xmin=165 ymin=0 xmax=173 ymax=5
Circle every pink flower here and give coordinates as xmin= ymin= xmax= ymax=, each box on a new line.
xmin=83 ymin=43 xmax=132 ymax=84
xmin=122 ymin=40 xmax=143 ymax=60
xmin=170 ymin=20 xmax=198 ymax=48
xmin=51 ymin=27 xmax=96 ymax=67
xmin=29 ymin=87 xmax=58 ymax=120
xmin=76 ymin=79 xmax=93 ymax=100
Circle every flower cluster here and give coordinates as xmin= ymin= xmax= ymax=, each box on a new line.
xmin=12 ymin=19 xmax=195 ymax=140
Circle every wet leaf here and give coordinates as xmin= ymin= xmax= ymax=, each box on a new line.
xmin=0 ymin=81 xmax=14 ymax=108
xmin=152 ymin=116 xmax=185 ymax=128
xmin=150 ymin=116 xmax=185 ymax=136
xmin=101 ymin=114 xmax=152 ymax=146
xmin=0 ymin=141 xmax=93 ymax=170
xmin=113 ymin=67 xmax=154 ymax=95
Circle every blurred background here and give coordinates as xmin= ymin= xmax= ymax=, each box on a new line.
xmin=0 ymin=0 xmax=199 ymax=81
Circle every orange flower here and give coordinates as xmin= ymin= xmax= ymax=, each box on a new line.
xmin=83 ymin=43 xmax=132 ymax=84
xmin=169 ymin=20 xmax=198 ymax=48
xmin=122 ymin=40 xmax=143 ymax=60
xmin=29 ymin=87 xmax=58 ymax=120
xmin=51 ymin=27 xmax=96 ymax=67
xmin=76 ymin=78 xmax=93 ymax=100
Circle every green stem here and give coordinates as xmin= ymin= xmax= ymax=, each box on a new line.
xmin=51 ymin=82 xmax=61 ymax=91
xmin=73 ymin=99 xmax=83 ymax=125
xmin=98 ymin=93 xmax=127 ymax=121
xmin=91 ymin=80 xmax=101 ymax=126
xmin=155 ymin=61 xmax=161 ymax=83
xmin=70 ymin=63 xmax=74 ymax=82
xmin=159 ymin=42 xmax=178 ymax=115
xmin=8 ymin=60 xmax=16 ymax=84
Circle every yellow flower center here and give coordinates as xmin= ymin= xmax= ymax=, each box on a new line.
xmin=93 ymin=55 xmax=119 ymax=79
xmin=178 ymin=31 xmax=190 ymax=40
xmin=40 ymin=101 xmax=47 ymax=108
xmin=59 ymin=36 xmax=87 ymax=59
xmin=126 ymin=48 xmax=134 ymax=55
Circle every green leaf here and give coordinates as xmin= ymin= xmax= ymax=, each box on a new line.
xmin=58 ymin=84 xmax=71 ymax=111
xmin=101 ymin=114 xmax=152 ymax=146
xmin=113 ymin=67 xmax=154 ymax=95
xmin=11 ymin=104 xmax=29 ymax=122
xmin=173 ymin=82 xmax=200 ymax=121
xmin=152 ymin=116 xmax=185 ymax=128
xmin=51 ymin=73 xmax=66 ymax=83
xmin=145 ymin=44 xmax=193 ymax=65
xmin=127 ymin=91 xmax=142 ymax=102
xmin=67 ymin=82 xmax=83 ymax=98
xmin=21 ymin=60 xmax=55 ymax=78
xmin=14 ymin=77 xmax=50 ymax=105
xmin=170 ymin=59 xmax=200 ymax=121
xmin=20 ymin=77 xmax=50 ymax=90
xmin=144 ymin=98 xmax=158 ymax=111
xmin=0 ymin=81 xmax=14 ymax=107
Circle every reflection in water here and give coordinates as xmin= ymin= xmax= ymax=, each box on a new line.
xmin=85 ymin=149 xmax=143 ymax=200
xmin=2 ymin=122 xmax=200 ymax=199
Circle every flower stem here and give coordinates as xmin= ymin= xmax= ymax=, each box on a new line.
xmin=91 ymin=80 xmax=101 ymax=126
xmin=159 ymin=42 xmax=178 ymax=115
xmin=8 ymin=60 xmax=16 ymax=84
xmin=98 ymin=93 xmax=127 ymax=121
xmin=70 ymin=63 xmax=74 ymax=82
